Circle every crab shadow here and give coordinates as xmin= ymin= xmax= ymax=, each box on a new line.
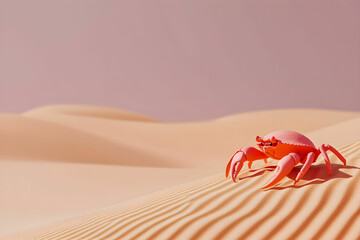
xmin=237 ymin=164 xmax=359 ymax=190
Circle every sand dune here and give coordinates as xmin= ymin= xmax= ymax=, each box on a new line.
xmin=1 ymin=106 xmax=359 ymax=239
xmin=0 ymin=113 xmax=179 ymax=167
xmin=20 ymin=108 xmax=360 ymax=169
xmin=24 ymin=105 xmax=159 ymax=123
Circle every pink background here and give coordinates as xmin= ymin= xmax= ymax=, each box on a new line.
xmin=1 ymin=0 xmax=359 ymax=122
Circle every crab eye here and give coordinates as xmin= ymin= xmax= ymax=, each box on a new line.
xmin=261 ymin=142 xmax=264 ymax=146
xmin=269 ymin=143 xmax=272 ymax=146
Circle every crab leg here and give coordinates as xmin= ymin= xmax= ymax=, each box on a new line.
xmin=294 ymin=152 xmax=315 ymax=185
xmin=261 ymin=153 xmax=300 ymax=189
xmin=318 ymin=144 xmax=346 ymax=175
xmin=226 ymin=147 xmax=268 ymax=183
xmin=319 ymin=145 xmax=332 ymax=175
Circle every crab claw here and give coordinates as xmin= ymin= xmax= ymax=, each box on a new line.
xmin=225 ymin=151 xmax=246 ymax=182
xmin=261 ymin=153 xmax=300 ymax=189
xmin=226 ymin=150 xmax=240 ymax=178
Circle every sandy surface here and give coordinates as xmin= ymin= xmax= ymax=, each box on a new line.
xmin=1 ymin=105 xmax=359 ymax=239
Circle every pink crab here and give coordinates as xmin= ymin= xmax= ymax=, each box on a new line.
xmin=225 ymin=130 xmax=346 ymax=189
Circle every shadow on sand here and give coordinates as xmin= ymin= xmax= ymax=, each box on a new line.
xmin=236 ymin=164 xmax=358 ymax=190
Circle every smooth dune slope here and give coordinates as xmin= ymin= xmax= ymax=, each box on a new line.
xmin=1 ymin=106 xmax=359 ymax=239
xmin=0 ymin=160 xmax=216 ymax=238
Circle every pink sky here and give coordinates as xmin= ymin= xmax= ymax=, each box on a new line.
xmin=1 ymin=0 xmax=359 ymax=121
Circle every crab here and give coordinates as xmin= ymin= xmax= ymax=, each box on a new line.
xmin=225 ymin=130 xmax=346 ymax=189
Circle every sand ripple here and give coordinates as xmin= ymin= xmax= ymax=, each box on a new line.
xmin=8 ymin=142 xmax=360 ymax=240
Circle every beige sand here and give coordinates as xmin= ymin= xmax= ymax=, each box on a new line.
xmin=1 ymin=105 xmax=359 ymax=239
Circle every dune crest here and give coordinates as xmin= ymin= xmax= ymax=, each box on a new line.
xmin=23 ymin=105 xmax=159 ymax=122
